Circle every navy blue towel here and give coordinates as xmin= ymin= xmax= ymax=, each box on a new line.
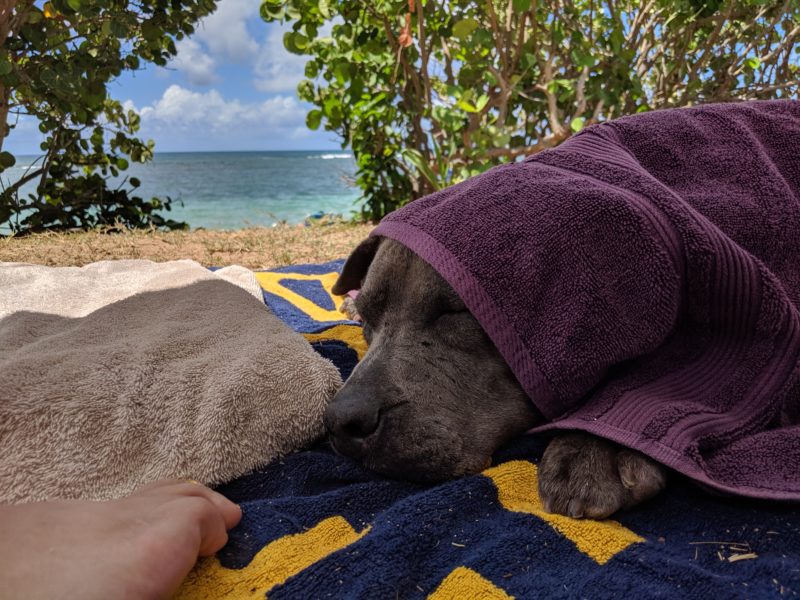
xmin=175 ymin=261 xmax=799 ymax=599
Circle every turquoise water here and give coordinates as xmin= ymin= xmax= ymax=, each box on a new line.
xmin=2 ymin=151 xmax=361 ymax=230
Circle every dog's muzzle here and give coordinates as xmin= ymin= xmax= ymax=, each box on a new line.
xmin=323 ymin=384 xmax=382 ymax=459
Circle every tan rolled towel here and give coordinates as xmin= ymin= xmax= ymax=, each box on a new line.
xmin=0 ymin=260 xmax=342 ymax=503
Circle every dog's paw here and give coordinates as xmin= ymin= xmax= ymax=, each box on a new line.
xmin=538 ymin=433 xmax=666 ymax=519
xmin=338 ymin=296 xmax=362 ymax=322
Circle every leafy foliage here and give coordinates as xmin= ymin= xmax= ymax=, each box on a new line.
xmin=0 ymin=0 xmax=216 ymax=235
xmin=261 ymin=0 xmax=800 ymax=220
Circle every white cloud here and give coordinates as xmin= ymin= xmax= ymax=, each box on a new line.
xmin=171 ymin=39 xmax=217 ymax=86
xmin=167 ymin=0 xmax=259 ymax=85
xmin=166 ymin=1 xmax=319 ymax=94
xmin=194 ymin=0 xmax=260 ymax=62
xmin=253 ymin=25 xmax=308 ymax=93
xmin=133 ymin=84 xmax=306 ymax=135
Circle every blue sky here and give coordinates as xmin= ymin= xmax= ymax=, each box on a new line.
xmin=6 ymin=0 xmax=342 ymax=154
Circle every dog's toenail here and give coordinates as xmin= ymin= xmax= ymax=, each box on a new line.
xmin=568 ymin=499 xmax=584 ymax=518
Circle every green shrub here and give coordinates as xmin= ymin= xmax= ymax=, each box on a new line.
xmin=262 ymin=0 xmax=800 ymax=220
xmin=0 ymin=0 xmax=216 ymax=235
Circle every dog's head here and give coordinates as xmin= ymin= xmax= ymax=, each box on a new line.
xmin=325 ymin=236 xmax=541 ymax=482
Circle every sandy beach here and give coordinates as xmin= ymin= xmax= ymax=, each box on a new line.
xmin=0 ymin=224 xmax=373 ymax=268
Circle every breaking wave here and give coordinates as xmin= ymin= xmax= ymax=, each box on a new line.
xmin=309 ymin=153 xmax=352 ymax=160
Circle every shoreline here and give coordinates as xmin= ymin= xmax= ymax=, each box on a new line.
xmin=2 ymin=150 xmax=361 ymax=234
xmin=0 ymin=224 xmax=373 ymax=269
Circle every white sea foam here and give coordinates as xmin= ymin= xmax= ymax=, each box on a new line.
xmin=310 ymin=153 xmax=352 ymax=160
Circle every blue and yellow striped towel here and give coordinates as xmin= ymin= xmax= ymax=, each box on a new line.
xmin=177 ymin=261 xmax=800 ymax=599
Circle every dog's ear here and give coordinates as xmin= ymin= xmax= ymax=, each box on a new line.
xmin=332 ymin=236 xmax=382 ymax=295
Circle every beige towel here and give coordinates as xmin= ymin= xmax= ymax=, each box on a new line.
xmin=0 ymin=260 xmax=342 ymax=504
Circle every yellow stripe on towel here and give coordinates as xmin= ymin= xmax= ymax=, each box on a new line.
xmin=484 ymin=460 xmax=643 ymax=565
xmin=255 ymin=271 xmax=344 ymax=323
xmin=303 ymin=324 xmax=368 ymax=360
xmin=429 ymin=566 xmax=514 ymax=600
xmin=175 ymin=516 xmax=370 ymax=599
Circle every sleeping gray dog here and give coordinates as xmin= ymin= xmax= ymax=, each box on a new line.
xmin=325 ymin=236 xmax=667 ymax=519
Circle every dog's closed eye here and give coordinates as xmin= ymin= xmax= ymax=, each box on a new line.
xmin=437 ymin=308 xmax=467 ymax=318
xmin=431 ymin=308 xmax=468 ymax=326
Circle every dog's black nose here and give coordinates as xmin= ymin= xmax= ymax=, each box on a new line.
xmin=324 ymin=386 xmax=381 ymax=453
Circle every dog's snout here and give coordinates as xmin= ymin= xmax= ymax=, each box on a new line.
xmin=325 ymin=386 xmax=382 ymax=451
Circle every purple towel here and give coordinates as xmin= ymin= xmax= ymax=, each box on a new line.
xmin=372 ymin=100 xmax=800 ymax=500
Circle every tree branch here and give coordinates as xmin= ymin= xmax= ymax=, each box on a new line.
xmin=485 ymin=0 xmax=510 ymax=73
xmin=478 ymin=130 xmax=569 ymax=159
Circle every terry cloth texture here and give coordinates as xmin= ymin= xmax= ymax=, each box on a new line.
xmin=372 ymin=99 xmax=800 ymax=500
xmin=176 ymin=261 xmax=800 ymax=600
xmin=0 ymin=259 xmax=342 ymax=503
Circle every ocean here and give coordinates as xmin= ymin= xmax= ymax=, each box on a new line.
xmin=2 ymin=151 xmax=361 ymax=231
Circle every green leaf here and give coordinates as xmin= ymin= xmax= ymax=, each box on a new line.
xmin=512 ymin=0 xmax=530 ymax=11
xmin=294 ymin=33 xmax=309 ymax=51
xmin=555 ymin=78 xmax=573 ymax=91
xmin=333 ymin=61 xmax=350 ymax=84
xmin=357 ymin=92 xmax=386 ymax=115
xmin=284 ymin=31 xmax=310 ymax=54
xmin=451 ymin=19 xmax=479 ymax=40
xmin=0 ymin=151 xmax=16 ymax=169
xmin=141 ymin=22 xmax=159 ymax=42
xmin=745 ymin=57 xmax=761 ymax=70
xmin=306 ymin=109 xmax=323 ymax=130
xmin=323 ymin=96 xmax=342 ymax=118
xmin=297 ymin=79 xmax=315 ymax=101
xmin=401 ymin=148 xmax=440 ymax=190
xmin=129 ymin=177 xmax=141 ymax=187
xmin=260 ymin=0 xmax=284 ymax=20
xmin=110 ymin=20 xmax=127 ymax=38
xmin=570 ymin=117 xmax=585 ymax=133
xmin=572 ymin=49 xmax=596 ymax=68
xmin=456 ymin=98 xmax=477 ymax=112
xmin=66 ymin=0 xmax=80 ymax=11
xmin=609 ymin=29 xmax=624 ymax=54
xmin=285 ymin=4 xmax=302 ymax=19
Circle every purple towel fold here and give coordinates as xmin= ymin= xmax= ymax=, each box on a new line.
xmin=372 ymin=100 xmax=800 ymax=500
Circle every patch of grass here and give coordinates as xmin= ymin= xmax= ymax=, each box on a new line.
xmin=0 ymin=224 xmax=374 ymax=268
